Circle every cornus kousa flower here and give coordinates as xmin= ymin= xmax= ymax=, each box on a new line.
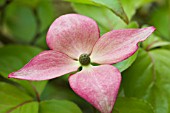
xmin=9 ymin=14 xmax=155 ymax=113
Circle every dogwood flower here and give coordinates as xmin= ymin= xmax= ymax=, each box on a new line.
xmin=8 ymin=14 xmax=155 ymax=113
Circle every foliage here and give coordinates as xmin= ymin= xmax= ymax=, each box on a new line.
xmin=0 ymin=0 xmax=169 ymax=112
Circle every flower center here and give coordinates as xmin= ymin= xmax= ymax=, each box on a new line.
xmin=79 ymin=54 xmax=90 ymax=66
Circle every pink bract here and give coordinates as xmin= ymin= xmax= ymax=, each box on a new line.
xmin=8 ymin=14 xmax=155 ymax=113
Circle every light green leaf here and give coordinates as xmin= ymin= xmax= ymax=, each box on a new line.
xmin=122 ymin=48 xmax=170 ymax=113
xmin=66 ymin=0 xmax=128 ymax=23
xmin=10 ymin=102 xmax=39 ymax=113
xmin=142 ymin=33 xmax=161 ymax=50
xmin=147 ymin=41 xmax=170 ymax=50
xmin=142 ymin=32 xmax=170 ymax=50
xmin=72 ymin=3 xmax=138 ymax=35
xmin=4 ymin=99 xmax=83 ymax=113
xmin=72 ymin=3 xmax=125 ymax=30
xmin=0 ymin=80 xmax=82 ymax=113
xmin=39 ymin=100 xmax=82 ymax=113
xmin=13 ymin=0 xmax=40 ymax=8
xmin=0 ymin=45 xmax=47 ymax=97
xmin=0 ymin=82 xmax=32 ymax=113
xmin=114 ymin=51 xmax=138 ymax=72
xmin=125 ymin=21 xmax=139 ymax=28
xmin=113 ymin=97 xmax=154 ymax=113
xmin=120 ymin=0 xmax=154 ymax=20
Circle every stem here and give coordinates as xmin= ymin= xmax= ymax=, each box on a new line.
xmin=145 ymin=40 xmax=159 ymax=51
xmin=29 ymin=81 xmax=41 ymax=102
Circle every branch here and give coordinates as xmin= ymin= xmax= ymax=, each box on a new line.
xmin=29 ymin=81 xmax=41 ymax=102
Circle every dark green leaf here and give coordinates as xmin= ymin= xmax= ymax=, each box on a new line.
xmin=37 ymin=0 xmax=56 ymax=32
xmin=149 ymin=6 xmax=170 ymax=40
xmin=41 ymin=78 xmax=94 ymax=113
xmin=0 ymin=45 xmax=40 ymax=76
xmin=0 ymin=45 xmax=47 ymax=97
xmin=0 ymin=45 xmax=42 ymax=77
xmin=122 ymin=48 xmax=170 ymax=113
xmin=34 ymin=0 xmax=56 ymax=48
xmin=39 ymin=100 xmax=82 ymax=113
xmin=0 ymin=0 xmax=5 ymax=6
xmin=4 ymin=3 xmax=36 ymax=43
xmin=113 ymin=97 xmax=154 ymax=113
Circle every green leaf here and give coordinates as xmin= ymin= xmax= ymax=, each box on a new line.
xmin=34 ymin=0 xmax=56 ymax=49
xmin=0 ymin=81 xmax=82 ymax=112
xmin=13 ymin=0 xmax=40 ymax=8
xmin=0 ymin=0 xmax=5 ymax=6
xmin=0 ymin=45 xmax=47 ymax=97
xmin=10 ymin=102 xmax=39 ymax=113
xmin=122 ymin=48 xmax=170 ymax=113
xmin=37 ymin=0 xmax=55 ymax=32
xmin=72 ymin=3 xmax=124 ymax=33
xmin=41 ymin=78 xmax=94 ymax=113
xmin=0 ymin=82 xmax=32 ymax=113
xmin=35 ymin=32 xmax=48 ymax=49
xmin=149 ymin=6 xmax=170 ymax=41
xmin=72 ymin=3 xmax=138 ymax=35
xmin=146 ymin=41 xmax=170 ymax=51
xmin=113 ymin=97 xmax=154 ymax=113
xmin=142 ymin=33 xmax=161 ymax=50
xmin=125 ymin=21 xmax=139 ymax=28
xmin=4 ymin=2 xmax=36 ymax=43
xmin=141 ymin=32 xmax=170 ymax=50
xmin=39 ymin=100 xmax=82 ymax=113
xmin=114 ymin=51 xmax=138 ymax=72
xmin=4 ymin=0 xmax=56 ymax=44
xmin=66 ymin=0 xmax=128 ymax=23
xmin=4 ymin=99 xmax=82 ymax=113
xmin=120 ymin=0 xmax=154 ymax=20
xmin=0 ymin=45 xmax=42 ymax=77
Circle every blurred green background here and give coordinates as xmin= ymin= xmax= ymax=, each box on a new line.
xmin=0 ymin=0 xmax=170 ymax=113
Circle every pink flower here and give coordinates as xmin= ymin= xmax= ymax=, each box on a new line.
xmin=8 ymin=14 xmax=155 ymax=113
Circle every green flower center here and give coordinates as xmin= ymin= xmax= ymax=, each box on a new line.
xmin=79 ymin=54 xmax=90 ymax=66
